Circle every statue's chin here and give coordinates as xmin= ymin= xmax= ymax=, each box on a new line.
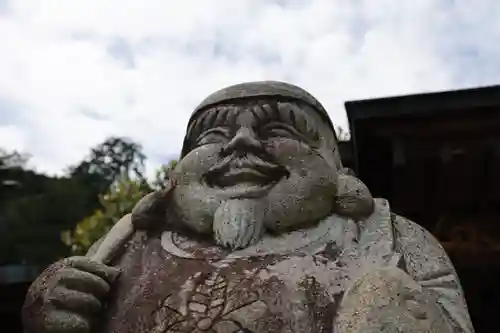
xmin=212 ymin=198 xmax=266 ymax=250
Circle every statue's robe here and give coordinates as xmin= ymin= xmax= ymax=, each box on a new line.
xmin=24 ymin=200 xmax=474 ymax=333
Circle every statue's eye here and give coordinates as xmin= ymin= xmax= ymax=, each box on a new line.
xmin=261 ymin=123 xmax=305 ymax=140
xmin=196 ymin=128 xmax=230 ymax=146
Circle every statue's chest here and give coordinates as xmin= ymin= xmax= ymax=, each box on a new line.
xmin=104 ymin=202 xmax=396 ymax=332
xmin=107 ymin=240 xmax=350 ymax=333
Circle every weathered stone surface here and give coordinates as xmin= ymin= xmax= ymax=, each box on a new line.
xmin=22 ymin=81 xmax=474 ymax=333
xmin=337 ymin=267 xmax=451 ymax=333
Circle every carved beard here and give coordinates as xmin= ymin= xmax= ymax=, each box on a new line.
xmin=212 ymin=199 xmax=265 ymax=250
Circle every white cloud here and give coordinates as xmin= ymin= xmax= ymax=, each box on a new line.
xmin=0 ymin=0 xmax=499 ymax=177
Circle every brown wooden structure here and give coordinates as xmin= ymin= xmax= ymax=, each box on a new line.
xmin=345 ymin=85 xmax=500 ymax=333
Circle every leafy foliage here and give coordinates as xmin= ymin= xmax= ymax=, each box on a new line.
xmin=70 ymin=137 xmax=147 ymax=196
xmin=0 ymin=137 xmax=177 ymax=264
xmin=0 ymin=176 xmax=93 ymax=264
xmin=61 ymin=176 xmax=151 ymax=255
xmin=0 ymin=148 xmax=95 ymax=264
xmin=61 ymin=160 xmax=179 ymax=255
xmin=62 ymin=151 xmax=178 ymax=255
xmin=153 ymin=159 xmax=178 ymax=190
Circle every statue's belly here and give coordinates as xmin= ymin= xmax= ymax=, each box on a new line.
xmin=106 ymin=250 xmax=346 ymax=333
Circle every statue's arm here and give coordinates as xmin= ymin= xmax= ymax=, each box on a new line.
xmin=85 ymin=235 xmax=105 ymax=258
xmin=392 ymin=214 xmax=475 ymax=333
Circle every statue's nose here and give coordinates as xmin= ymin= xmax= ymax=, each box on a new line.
xmin=221 ymin=127 xmax=262 ymax=156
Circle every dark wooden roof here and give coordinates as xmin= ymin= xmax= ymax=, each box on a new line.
xmin=343 ymin=84 xmax=500 ymax=174
xmin=344 ymin=84 xmax=500 ymax=121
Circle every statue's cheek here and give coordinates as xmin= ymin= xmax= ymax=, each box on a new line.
xmin=265 ymin=138 xmax=317 ymax=162
xmin=174 ymin=144 xmax=222 ymax=180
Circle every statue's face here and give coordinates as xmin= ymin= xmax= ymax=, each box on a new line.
xmin=171 ymin=100 xmax=339 ymax=249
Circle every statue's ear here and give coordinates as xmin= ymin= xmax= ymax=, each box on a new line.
xmin=334 ymin=173 xmax=374 ymax=220
xmin=131 ymin=177 xmax=177 ymax=231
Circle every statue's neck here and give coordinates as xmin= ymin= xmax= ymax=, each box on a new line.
xmin=160 ymin=214 xmax=358 ymax=260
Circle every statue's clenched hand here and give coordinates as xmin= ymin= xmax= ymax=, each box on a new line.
xmin=41 ymin=256 xmax=120 ymax=333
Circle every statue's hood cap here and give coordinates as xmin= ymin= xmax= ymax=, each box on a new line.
xmin=190 ymin=80 xmax=335 ymax=131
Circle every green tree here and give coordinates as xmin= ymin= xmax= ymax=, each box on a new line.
xmin=1 ymin=176 xmax=94 ymax=264
xmin=62 ymin=161 xmax=178 ymax=255
xmin=0 ymin=148 xmax=95 ymax=265
xmin=0 ymin=138 xmax=154 ymax=265
xmin=70 ymin=137 xmax=147 ymax=197
xmin=61 ymin=176 xmax=149 ymax=255
xmin=0 ymin=148 xmax=29 ymax=196
xmin=152 ymin=159 xmax=178 ymax=190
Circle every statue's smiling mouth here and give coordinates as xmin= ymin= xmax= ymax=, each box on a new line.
xmin=212 ymin=167 xmax=284 ymax=187
xmin=203 ymin=155 xmax=289 ymax=189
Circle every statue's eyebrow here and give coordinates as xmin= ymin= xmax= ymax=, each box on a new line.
xmin=186 ymin=105 xmax=238 ymax=141
xmin=186 ymin=100 xmax=320 ymax=147
xmin=251 ymin=101 xmax=320 ymax=141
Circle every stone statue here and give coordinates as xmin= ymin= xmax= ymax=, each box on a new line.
xmin=22 ymin=81 xmax=475 ymax=333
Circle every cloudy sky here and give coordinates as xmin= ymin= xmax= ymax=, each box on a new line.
xmin=0 ymin=0 xmax=499 ymax=178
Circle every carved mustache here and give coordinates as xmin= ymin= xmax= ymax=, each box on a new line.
xmin=202 ymin=153 xmax=289 ymax=187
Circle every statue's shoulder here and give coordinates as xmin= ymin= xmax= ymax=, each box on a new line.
xmin=390 ymin=213 xmax=437 ymax=244
xmin=85 ymin=236 xmax=105 ymax=257
xmin=390 ymin=212 xmax=456 ymax=280
xmin=86 ymin=231 xmax=150 ymax=259
xmin=391 ymin=213 xmax=443 ymax=250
